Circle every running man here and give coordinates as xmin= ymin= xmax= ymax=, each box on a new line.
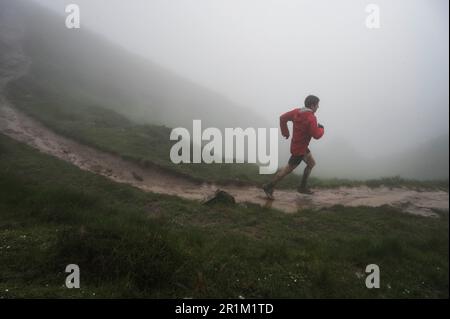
xmin=263 ymin=95 xmax=324 ymax=199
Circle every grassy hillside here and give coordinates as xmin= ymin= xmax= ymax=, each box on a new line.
xmin=1 ymin=0 xmax=267 ymax=130
xmin=0 ymin=133 xmax=448 ymax=298
xmin=5 ymin=76 xmax=449 ymax=191
xmin=5 ymin=75 xmax=301 ymax=187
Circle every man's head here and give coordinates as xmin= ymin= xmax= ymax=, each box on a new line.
xmin=304 ymin=95 xmax=320 ymax=113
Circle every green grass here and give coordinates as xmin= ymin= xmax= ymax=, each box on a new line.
xmin=0 ymin=133 xmax=448 ymax=298
xmin=5 ymin=77 xmax=448 ymax=191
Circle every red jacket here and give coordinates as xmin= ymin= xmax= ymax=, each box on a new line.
xmin=280 ymin=107 xmax=324 ymax=156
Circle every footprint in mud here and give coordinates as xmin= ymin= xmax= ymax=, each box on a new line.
xmin=91 ymin=164 xmax=103 ymax=173
xmin=132 ymin=171 xmax=144 ymax=182
xmin=43 ymin=139 xmax=53 ymax=148
xmin=2 ymin=128 xmax=18 ymax=135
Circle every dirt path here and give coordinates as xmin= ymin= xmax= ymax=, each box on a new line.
xmin=0 ymin=104 xmax=448 ymax=217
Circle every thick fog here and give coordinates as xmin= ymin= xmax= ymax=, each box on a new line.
xmin=30 ymin=0 xmax=449 ymax=179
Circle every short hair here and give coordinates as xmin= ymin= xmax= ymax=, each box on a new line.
xmin=304 ymin=95 xmax=320 ymax=109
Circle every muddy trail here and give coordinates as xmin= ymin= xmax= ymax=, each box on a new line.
xmin=0 ymin=104 xmax=448 ymax=217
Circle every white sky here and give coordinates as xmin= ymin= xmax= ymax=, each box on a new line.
xmin=33 ymin=0 xmax=449 ymax=158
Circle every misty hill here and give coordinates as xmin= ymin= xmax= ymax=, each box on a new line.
xmin=313 ymin=135 xmax=449 ymax=181
xmin=311 ymin=137 xmax=371 ymax=180
xmin=380 ymin=134 xmax=449 ymax=180
xmin=0 ymin=0 xmax=266 ymax=130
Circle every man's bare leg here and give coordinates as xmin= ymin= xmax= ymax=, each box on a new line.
xmin=271 ymin=164 xmax=297 ymax=186
xmin=263 ymin=164 xmax=297 ymax=199
xmin=298 ymin=153 xmax=316 ymax=194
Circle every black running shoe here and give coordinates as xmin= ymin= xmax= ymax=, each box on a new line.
xmin=262 ymin=183 xmax=275 ymax=200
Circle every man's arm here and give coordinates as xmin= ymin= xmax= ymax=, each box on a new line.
xmin=279 ymin=109 xmax=297 ymax=138
xmin=309 ymin=115 xmax=324 ymax=139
